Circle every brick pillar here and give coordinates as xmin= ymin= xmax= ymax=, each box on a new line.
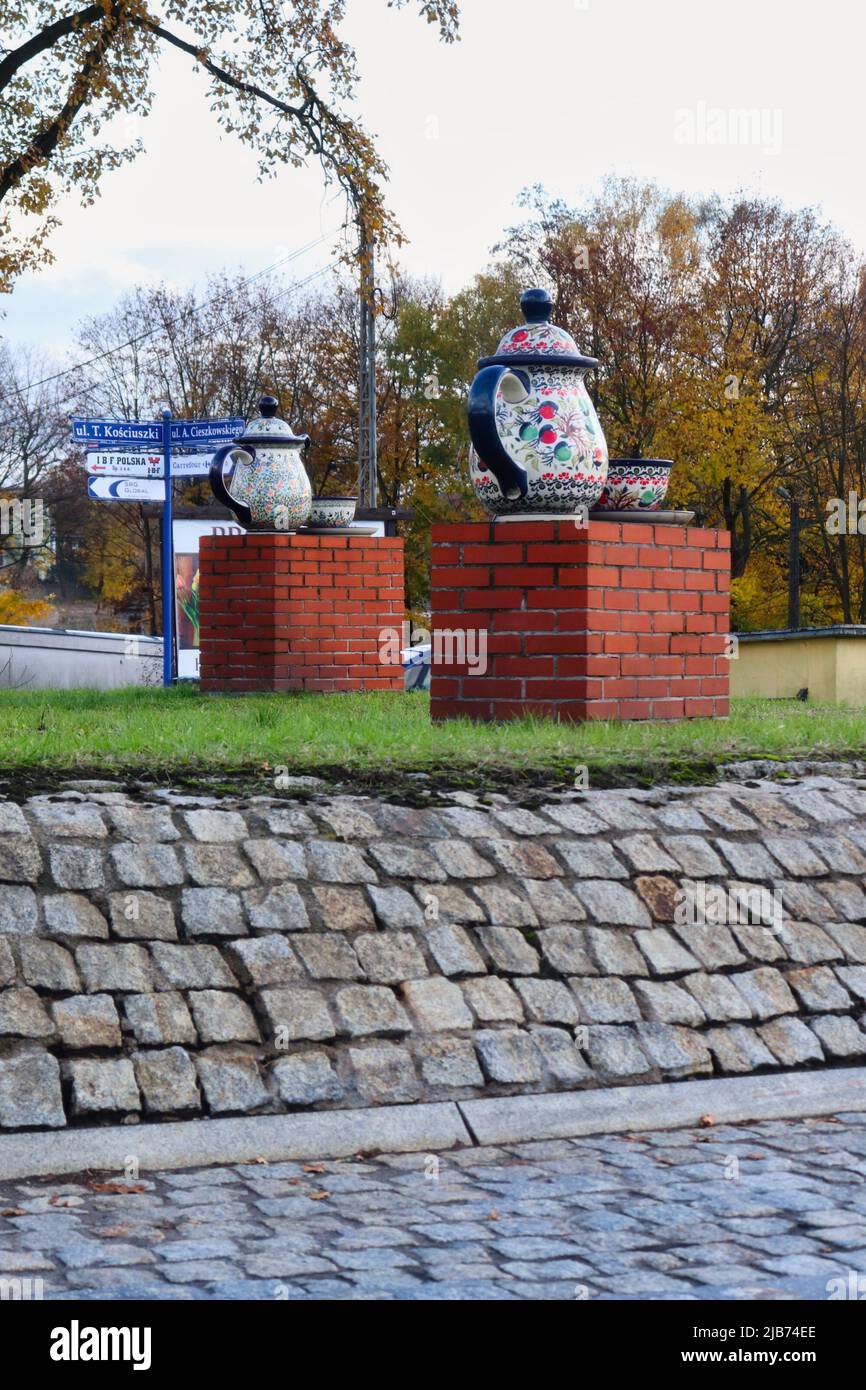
xmin=199 ymin=533 xmax=404 ymax=693
xmin=430 ymin=519 xmax=730 ymax=722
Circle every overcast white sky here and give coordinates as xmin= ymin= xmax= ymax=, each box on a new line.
xmin=3 ymin=0 xmax=866 ymax=363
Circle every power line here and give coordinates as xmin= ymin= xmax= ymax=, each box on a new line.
xmin=0 ymin=231 xmax=343 ymax=407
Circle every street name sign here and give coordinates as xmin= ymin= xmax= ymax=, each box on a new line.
xmin=87 ymin=477 xmax=166 ymax=502
xmin=72 ymin=417 xmax=242 ymax=449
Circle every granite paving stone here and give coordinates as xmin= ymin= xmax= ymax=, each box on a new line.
xmin=786 ymin=966 xmax=852 ymax=1012
xmin=483 ymin=839 xmax=562 ymax=879
xmin=461 ymin=976 xmax=525 ymax=1023
xmin=43 ymin=894 xmax=109 ymax=940
xmin=662 ymin=837 xmax=727 ymax=877
xmin=188 ymin=990 xmax=261 ymax=1044
xmin=730 ymin=967 xmax=798 ymax=1020
xmin=183 ymin=846 xmax=255 ymax=889
xmin=538 ymin=926 xmax=596 ymax=975
xmin=223 ymin=935 xmax=302 ymax=987
xmin=367 ymin=886 xmax=425 ymax=929
xmin=111 ymin=843 xmax=185 ymax=888
xmin=334 ymin=985 xmax=410 ymax=1038
xmin=573 ymin=880 xmax=651 ymax=927
xmin=762 ymin=837 xmax=829 ymax=877
xmin=108 ymin=891 xmax=177 ymax=942
xmin=422 ymin=923 xmax=486 ymax=976
xmin=475 ymin=926 xmax=540 ymax=976
xmin=312 ymin=886 xmax=376 ymax=931
xmin=555 ymin=841 xmax=628 ymax=879
xmin=293 ymin=933 xmax=363 ymax=981
xmin=0 ymin=885 xmax=39 ymax=934
xmin=471 ymin=884 xmax=539 ymax=929
xmin=17 ymin=939 xmax=80 ymax=993
xmin=150 ymin=942 xmax=238 ymax=991
xmin=584 ymin=926 xmax=647 ymax=976
xmin=270 ymin=1050 xmax=343 ymax=1105
xmin=400 ymin=978 xmax=474 ymax=1032
xmin=569 ymin=977 xmax=640 ymax=1023
xmin=634 ymin=928 xmax=700 ymax=977
xmin=259 ymin=986 xmax=336 ymax=1042
xmin=809 ymin=1016 xmax=866 ymax=1058
xmin=51 ymin=994 xmax=121 ymax=1049
xmin=181 ymin=888 xmax=247 ymax=938
xmin=244 ymin=884 xmax=310 ymax=933
xmin=774 ymin=921 xmax=844 ymax=965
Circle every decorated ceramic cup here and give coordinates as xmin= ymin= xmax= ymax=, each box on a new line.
xmin=467 ymin=288 xmax=608 ymax=515
xmin=308 ymin=496 xmax=357 ymax=528
xmin=594 ymin=459 xmax=673 ymax=511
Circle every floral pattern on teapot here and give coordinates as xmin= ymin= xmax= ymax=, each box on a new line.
xmin=469 ymin=367 xmax=608 ymax=514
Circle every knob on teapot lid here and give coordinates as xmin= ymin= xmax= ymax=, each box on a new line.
xmin=259 ymin=395 xmax=279 ymax=418
xmin=520 ymin=288 xmax=553 ymax=324
xmin=476 ymin=287 xmax=599 ymax=373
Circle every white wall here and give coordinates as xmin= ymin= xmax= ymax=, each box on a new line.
xmin=0 ymin=626 xmax=162 ymax=690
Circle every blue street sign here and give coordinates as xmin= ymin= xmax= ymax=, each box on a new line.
xmin=71 ymin=417 xmax=242 ymax=449
xmin=170 ymin=419 xmax=243 ymax=450
xmin=72 ymin=419 xmax=162 ymax=447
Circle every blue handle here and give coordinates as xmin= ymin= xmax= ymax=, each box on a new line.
xmin=467 ymin=365 xmax=530 ymax=500
xmin=209 ymin=444 xmax=253 ymax=528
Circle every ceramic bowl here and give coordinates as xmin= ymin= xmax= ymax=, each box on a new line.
xmin=593 ymin=460 xmax=673 ymax=511
xmin=307 ymin=496 xmax=357 ymax=528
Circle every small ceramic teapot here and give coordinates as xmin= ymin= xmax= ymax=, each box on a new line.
xmin=209 ymin=395 xmax=312 ymax=531
xmin=467 ymin=289 xmax=608 ymax=514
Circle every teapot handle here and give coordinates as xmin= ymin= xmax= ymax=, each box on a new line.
xmin=209 ymin=444 xmax=253 ymax=528
xmin=467 ymin=365 xmax=530 ymax=501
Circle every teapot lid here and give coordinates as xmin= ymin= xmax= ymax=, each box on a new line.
xmin=477 ymin=289 xmax=598 ymax=372
xmin=235 ymin=396 xmax=310 ymax=448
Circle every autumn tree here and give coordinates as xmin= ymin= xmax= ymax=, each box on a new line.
xmin=498 ymin=178 xmax=702 ymax=461
xmin=0 ymin=0 xmax=461 ymax=293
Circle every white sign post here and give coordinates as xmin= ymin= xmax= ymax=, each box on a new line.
xmin=87 ymin=477 xmax=166 ymax=502
xmin=85 ymin=453 xmax=165 ymax=478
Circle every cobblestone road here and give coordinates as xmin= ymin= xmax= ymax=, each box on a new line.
xmin=3 ymin=1111 xmax=866 ymax=1300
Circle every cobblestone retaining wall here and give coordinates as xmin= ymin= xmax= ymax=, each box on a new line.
xmin=3 ymin=773 xmax=866 ymax=1133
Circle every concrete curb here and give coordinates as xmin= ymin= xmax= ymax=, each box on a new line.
xmin=0 ymin=1103 xmax=472 ymax=1181
xmin=3 ymin=1069 xmax=866 ymax=1180
xmin=458 ymin=1067 xmax=866 ymax=1145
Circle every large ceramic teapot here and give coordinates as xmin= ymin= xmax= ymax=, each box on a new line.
xmin=467 ymin=289 xmax=608 ymax=514
xmin=209 ymin=395 xmax=312 ymax=531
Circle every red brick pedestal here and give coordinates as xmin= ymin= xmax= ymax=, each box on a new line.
xmin=199 ymin=533 xmax=404 ymax=693
xmin=430 ymin=519 xmax=730 ymax=722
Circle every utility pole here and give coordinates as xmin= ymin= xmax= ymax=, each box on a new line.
xmin=787 ymin=492 xmax=801 ymax=630
xmin=778 ymin=485 xmax=819 ymax=630
xmin=358 ymin=219 xmax=378 ymax=509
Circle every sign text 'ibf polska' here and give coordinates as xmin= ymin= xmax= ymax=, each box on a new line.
xmin=50 ymin=1320 xmax=152 ymax=1371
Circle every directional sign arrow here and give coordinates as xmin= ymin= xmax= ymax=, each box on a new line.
xmin=87 ymin=477 xmax=166 ymax=502
xmin=85 ymin=452 xmax=165 ymax=478
xmin=170 ymin=454 xmax=215 ymax=477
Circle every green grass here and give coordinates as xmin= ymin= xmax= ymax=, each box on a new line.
xmin=0 ymin=688 xmax=864 ymax=788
